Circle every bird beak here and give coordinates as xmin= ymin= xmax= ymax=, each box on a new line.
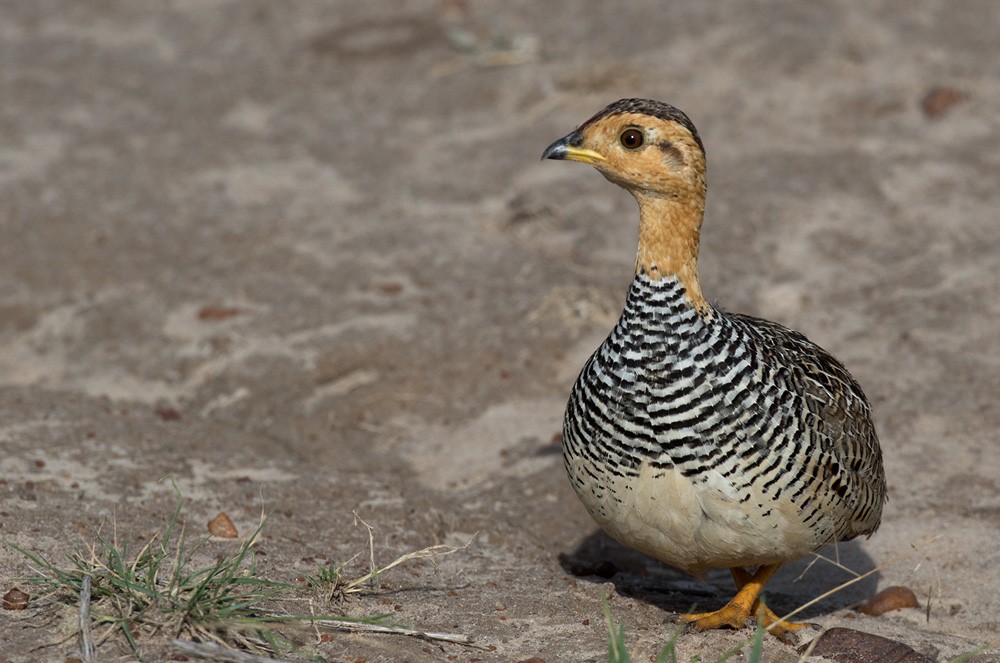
xmin=541 ymin=131 xmax=606 ymax=165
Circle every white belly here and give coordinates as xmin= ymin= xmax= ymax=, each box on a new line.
xmin=566 ymin=457 xmax=824 ymax=577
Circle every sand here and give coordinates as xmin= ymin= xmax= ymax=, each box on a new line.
xmin=1 ymin=1 xmax=998 ymax=661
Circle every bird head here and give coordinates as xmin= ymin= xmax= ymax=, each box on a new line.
xmin=541 ymin=99 xmax=711 ymax=308
xmin=541 ymin=98 xmax=706 ymax=205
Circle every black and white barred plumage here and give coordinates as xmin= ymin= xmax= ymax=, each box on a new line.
xmin=562 ymin=274 xmax=885 ymax=575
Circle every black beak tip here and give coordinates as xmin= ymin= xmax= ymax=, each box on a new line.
xmin=541 ymin=139 xmax=567 ymax=161
xmin=541 ymin=131 xmax=583 ymax=161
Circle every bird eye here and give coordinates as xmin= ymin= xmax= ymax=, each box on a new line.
xmin=620 ymin=129 xmax=644 ymax=149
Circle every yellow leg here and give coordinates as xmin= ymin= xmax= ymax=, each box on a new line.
xmin=676 ymin=564 xmax=813 ymax=640
xmin=731 ymin=567 xmax=813 ymax=641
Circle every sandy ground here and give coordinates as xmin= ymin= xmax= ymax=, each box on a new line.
xmin=1 ymin=1 xmax=999 ymax=661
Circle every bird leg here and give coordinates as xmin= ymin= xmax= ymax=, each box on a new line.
xmin=730 ymin=566 xmax=814 ymax=640
xmin=676 ymin=563 xmax=812 ymax=639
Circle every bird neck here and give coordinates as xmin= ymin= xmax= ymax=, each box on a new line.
xmin=633 ymin=191 xmax=708 ymax=313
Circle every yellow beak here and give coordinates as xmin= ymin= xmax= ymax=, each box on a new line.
xmin=541 ymin=132 xmax=606 ymax=165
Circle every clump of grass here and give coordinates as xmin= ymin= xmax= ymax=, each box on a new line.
xmin=307 ymin=561 xmax=345 ymax=596
xmin=7 ymin=487 xmax=317 ymax=659
xmin=6 ymin=485 xmax=474 ymax=660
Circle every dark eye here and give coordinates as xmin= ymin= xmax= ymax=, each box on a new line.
xmin=620 ymin=129 xmax=644 ymax=149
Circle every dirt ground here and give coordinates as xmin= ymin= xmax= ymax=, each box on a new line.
xmin=2 ymin=1 xmax=999 ymax=661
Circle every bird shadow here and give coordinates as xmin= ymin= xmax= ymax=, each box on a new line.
xmin=559 ymin=529 xmax=881 ymax=621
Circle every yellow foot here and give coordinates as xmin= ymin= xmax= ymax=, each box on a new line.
xmin=673 ymin=602 xmax=813 ymax=642
xmin=671 ymin=563 xmax=817 ymax=642
xmin=674 ymin=603 xmax=752 ymax=631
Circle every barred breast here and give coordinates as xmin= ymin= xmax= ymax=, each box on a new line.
xmin=562 ymin=274 xmax=886 ymax=577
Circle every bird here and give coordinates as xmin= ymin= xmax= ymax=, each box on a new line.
xmin=542 ymin=98 xmax=886 ymax=640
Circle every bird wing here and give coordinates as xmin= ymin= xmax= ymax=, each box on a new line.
xmin=724 ymin=312 xmax=887 ymax=541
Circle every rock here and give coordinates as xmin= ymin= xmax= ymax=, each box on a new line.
xmin=801 ymin=627 xmax=933 ymax=662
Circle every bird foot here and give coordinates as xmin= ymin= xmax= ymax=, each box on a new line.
xmin=669 ymin=564 xmax=820 ymax=642
xmin=671 ymin=601 xmax=815 ymax=643
xmin=671 ymin=603 xmax=753 ymax=632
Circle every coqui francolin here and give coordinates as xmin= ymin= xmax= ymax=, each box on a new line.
xmin=542 ymin=98 xmax=887 ymax=640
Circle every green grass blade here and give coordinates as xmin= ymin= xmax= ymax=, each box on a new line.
xmin=654 ymin=623 xmax=682 ymax=663
xmin=602 ymin=595 xmax=632 ymax=663
xmin=948 ymin=644 xmax=992 ymax=663
xmin=747 ymin=619 xmax=764 ymax=663
xmin=119 ymin=618 xmax=142 ymax=656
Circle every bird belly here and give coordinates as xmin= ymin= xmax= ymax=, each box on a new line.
xmin=565 ymin=455 xmax=823 ymax=577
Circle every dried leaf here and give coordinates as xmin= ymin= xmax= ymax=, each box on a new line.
xmin=921 ymin=87 xmax=966 ymax=119
xmin=858 ymin=585 xmax=920 ymax=616
xmin=2 ymin=587 xmax=29 ymax=610
xmin=197 ymin=306 xmax=243 ymax=321
xmin=207 ymin=512 xmax=239 ymax=539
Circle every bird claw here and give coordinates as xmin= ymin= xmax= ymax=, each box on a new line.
xmin=761 ymin=617 xmax=820 ymax=645
xmin=768 ymin=624 xmax=801 ymax=646
xmin=665 ymin=613 xmax=716 ymax=634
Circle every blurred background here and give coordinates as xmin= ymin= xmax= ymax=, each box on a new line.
xmin=1 ymin=1 xmax=998 ymax=661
